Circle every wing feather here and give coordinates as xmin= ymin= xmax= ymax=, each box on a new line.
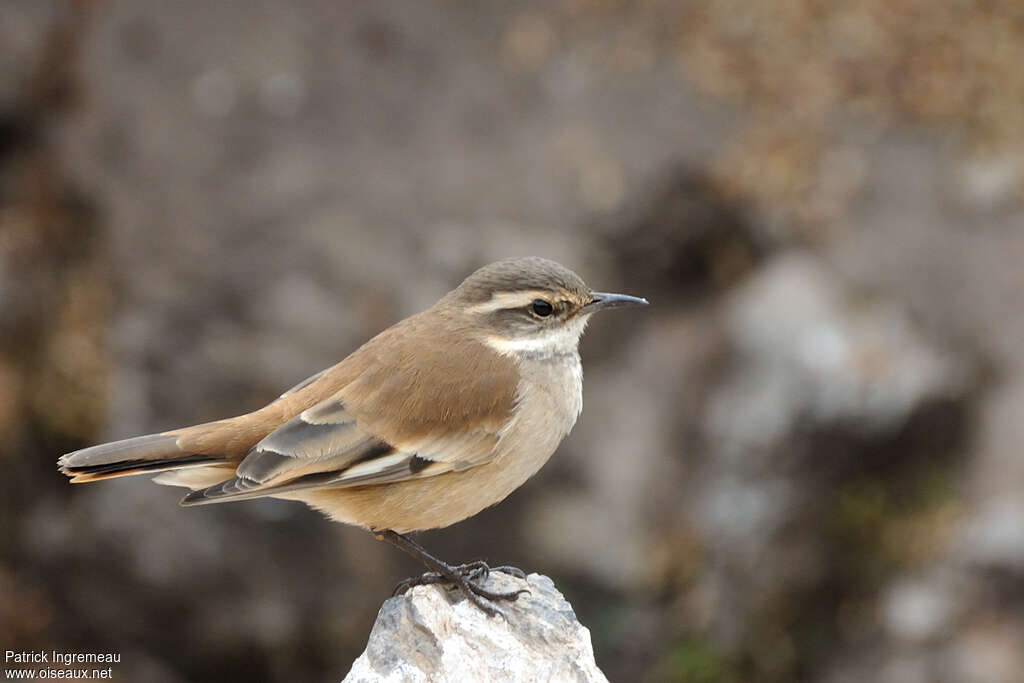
xmin=180 ymin=323 xmax=518 ymax=507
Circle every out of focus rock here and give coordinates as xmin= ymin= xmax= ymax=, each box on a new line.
xmin=952 ymin=155 xmax=1023 ymax=213
xmin=708 ymin=252 xmax=973 ymax=459
xmin=959 ymin=497 xmax=1024 ymax=572
xmin=945 ymin=620 xmax=1024 ymax=683
xmin=344 ymin=573 xmax=608 ymax=683
xmin=882 ymin=574 xmax=961 ymax=643
xmin=680 ymin=251 xmax=978 ymax=672
xmin=600 ymin=167 xmax=769 ymax=297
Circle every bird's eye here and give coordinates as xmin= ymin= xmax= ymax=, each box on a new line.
xmin=531 ymin=299 xmax=554 ymax=317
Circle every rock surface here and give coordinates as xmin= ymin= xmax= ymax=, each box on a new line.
xmin=343 ymin=573 xmax=608 ymax=683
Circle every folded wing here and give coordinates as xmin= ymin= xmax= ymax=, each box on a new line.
xmin=180 ymin=397 xmax=500 ymax=505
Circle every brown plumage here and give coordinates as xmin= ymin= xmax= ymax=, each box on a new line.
xmin=58 ymin=256 xmax=647 ymax=612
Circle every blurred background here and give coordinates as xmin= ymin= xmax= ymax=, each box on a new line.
xmin=2 ymin=1 xmax=1023 ymax=681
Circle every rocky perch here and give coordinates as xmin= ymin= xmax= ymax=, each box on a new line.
xmin=344 ymin=572 xmax=609 ymax=682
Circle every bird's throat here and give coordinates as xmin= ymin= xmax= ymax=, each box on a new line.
xmin=483 ymin=316 xmax=590 ymax=361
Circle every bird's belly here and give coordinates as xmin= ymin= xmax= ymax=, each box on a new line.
xmin=293 ymin=460 xmax=542 ymax=533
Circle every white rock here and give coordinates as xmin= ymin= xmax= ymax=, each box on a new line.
xmin=343 ymin=573 xmax=608 ymax=683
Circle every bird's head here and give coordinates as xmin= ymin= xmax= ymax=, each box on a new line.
xmin=441 ymin=256 xmax=648 ymax=359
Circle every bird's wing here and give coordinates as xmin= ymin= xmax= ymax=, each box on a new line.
xmin=277 ymin=367 xmax=328 ymax=398
xmin=181 ymin=325 xmax=519 ymax=506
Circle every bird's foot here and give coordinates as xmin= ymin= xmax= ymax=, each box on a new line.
xmin=391 ymin=560 xmax=530 ymax=616
xmin=487 ymin=565 xmax=528 ymax=580
xmin=374 ymin=530 xmax=530 ymax=617
xmin=447 ymin=560 xmax=528 ymax=582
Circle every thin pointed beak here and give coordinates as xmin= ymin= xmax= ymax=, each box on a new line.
xmin=583 ymin=291 xmax=649 ymax=312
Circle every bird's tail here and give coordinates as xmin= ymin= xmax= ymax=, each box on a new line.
xmin=57 ymin=433 xmax=226 ymax=483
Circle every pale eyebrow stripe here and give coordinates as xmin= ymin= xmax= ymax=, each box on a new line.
xmin=466 ymin=290 xmax=554 ymax=314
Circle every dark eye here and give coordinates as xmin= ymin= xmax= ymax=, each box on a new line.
xmin=531 ymin=299 xmax=553 ymax=317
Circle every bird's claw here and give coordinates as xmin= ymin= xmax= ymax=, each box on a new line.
xmin=391 ymin=561 xmax=531 ymax=616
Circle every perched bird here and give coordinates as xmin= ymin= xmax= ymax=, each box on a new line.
xmin=58 ymin=256 xmax=647 ymax=613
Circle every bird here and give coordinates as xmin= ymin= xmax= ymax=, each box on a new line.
xmin=58 ymin=256 xmax=648 ymax=614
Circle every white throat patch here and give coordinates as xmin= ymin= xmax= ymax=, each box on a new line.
xmin=484 ymin=315 xmax=591 ymax=358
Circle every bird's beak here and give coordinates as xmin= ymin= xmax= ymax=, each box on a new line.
xmin=582 ymin=291 xmax=650 ymax=312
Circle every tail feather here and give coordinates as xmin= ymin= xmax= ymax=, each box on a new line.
xmin=58 ymin=433 xmax=225 ymax=483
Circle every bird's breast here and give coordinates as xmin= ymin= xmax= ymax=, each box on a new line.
xmin=490 ymin=353 xmax=583 ymax=485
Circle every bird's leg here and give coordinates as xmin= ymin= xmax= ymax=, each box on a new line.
xmin=374 ymin=529 xmax=529 ymax=616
